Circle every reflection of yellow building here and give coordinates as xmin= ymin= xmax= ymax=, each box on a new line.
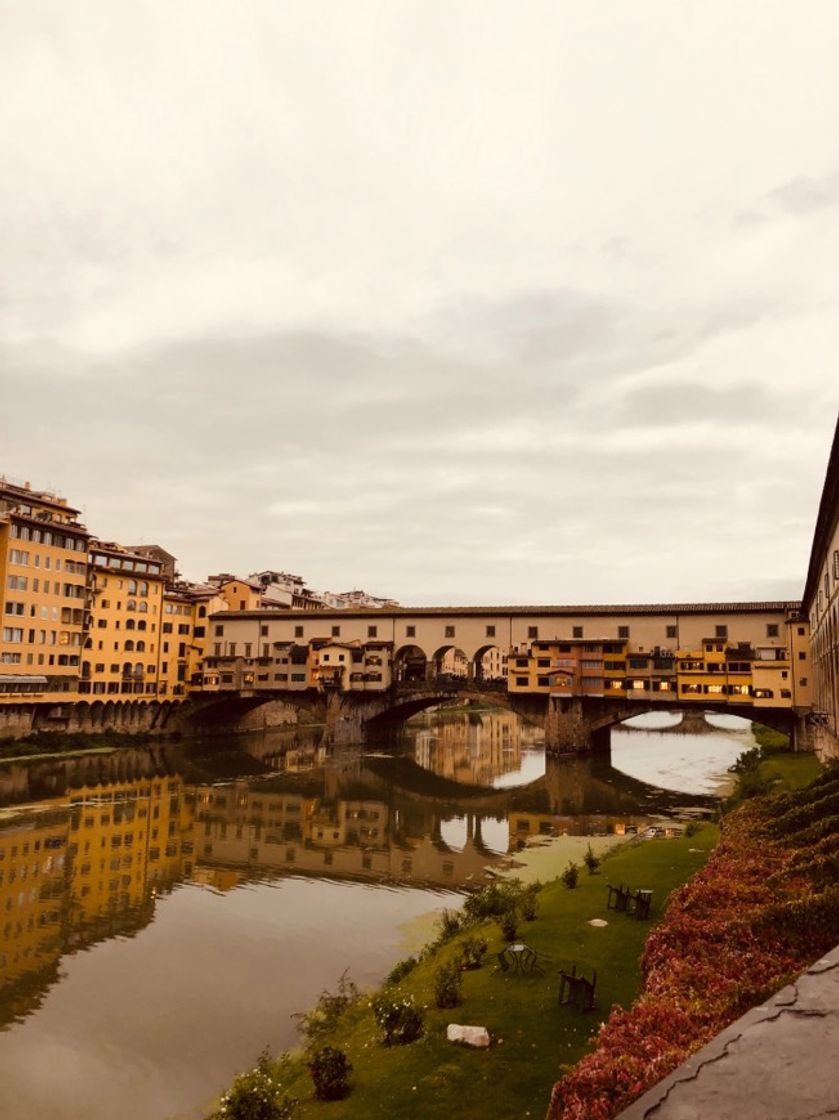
xmin=412 ymin=708 xmax=538 ymax=786
xmin=0 ymin=808 xmax=69 ymax=988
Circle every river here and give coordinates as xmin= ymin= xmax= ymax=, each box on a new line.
xmin=0 ymin=707 xmax=753 ymax=1120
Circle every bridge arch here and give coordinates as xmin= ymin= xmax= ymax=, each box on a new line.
xmin=394 ymin=644 xmax=429 ymax=683
xmin=472 ymin=644 xmax=505 ymax=683
xmin=432 ymin=644 xmax=470 ymax=679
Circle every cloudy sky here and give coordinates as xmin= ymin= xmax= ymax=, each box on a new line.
xmin=2 ymin=1 xmax=837 ymax=606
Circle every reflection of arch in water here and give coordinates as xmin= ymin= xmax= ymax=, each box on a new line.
xmin=393 ymin=644 xmax=429 ymax=683
xmin=432 ymin=645 xmax=469 ymax=679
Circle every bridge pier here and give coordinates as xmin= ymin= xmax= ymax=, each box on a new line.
xmin=545 ymin=697 xmax=609 ymax=754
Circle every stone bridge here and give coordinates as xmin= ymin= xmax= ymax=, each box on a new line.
xmin=181 ymin=683 xmax=799 ymax=753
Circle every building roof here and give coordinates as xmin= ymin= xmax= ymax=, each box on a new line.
xmin=801 ymin=411 xmax=839 ymax=612
xmin=210 ymin=601 xmax=801 ymax=622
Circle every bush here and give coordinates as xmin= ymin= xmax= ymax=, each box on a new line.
xmin=433 ymin=961 xmax=463 ymax=1008
xmin=462 ymin=879 xmax=525 ymax=922
xmin=561 ymin=861 xmax=579 ymax=890
xmin=436 ymin=908 xmax=462 ymax=943
xmin=521 ymin=883 xmax=539 ymax=921
xmin=583 ymin=844 xmax=600 ymax=875
xmin=371 ymin=994 xmax=425 ymax=1046
xmin=498 ymin=908 xmax=518 ymax=941
xmin=292 ymin=971 xmax=358 ymax=1043
xmin=217 ymin=1051 xmax=298 ymax=1120
xmin=386 ymin=956 xmax=418 ymax=985
xmin=308 ymin=1046 xmax=352 ymax=1101
xmin=457 ymin=935 xmax=488 ymax=970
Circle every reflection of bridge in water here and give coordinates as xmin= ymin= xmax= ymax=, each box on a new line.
xmin=614 ymin=710 xmax=753 ymax=737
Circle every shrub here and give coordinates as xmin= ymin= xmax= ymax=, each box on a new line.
xmin=561 ymin=861 xmax=579 ymax=890
xmin=292 ymin=971 xmax=358 ymax=1043
xmin=521 ymin=883 xmax=539 ymax=920
xmin=217 ymin=1051 xmax=298 ymax=1120
xmin=436 ymin=908 xmax=462 ymax=943
xmin=457 ymin=935 xmax=488 ymax=970
xmin=371 ymin=994 xmax=425 ymax=1046
xmin=433 ymin=961 xmax=463 ymax=1008
xmin=386 ymin=956 xmax=418 ymax=985
xmin=583 ymin=844 xmax=600 ymax=875
xmin=462 ymin=879 xmax=525 ymax=921
xmin=308 ymin=1046 xmax=352 ymax=1101
xmin=498 ymin=908 xmax=518 ymax=941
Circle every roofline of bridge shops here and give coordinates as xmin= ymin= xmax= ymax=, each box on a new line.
xmin=209 ymin=600 xmax=802 ymax=622
xmin=801 ymin=410 xmax=839 ymax=612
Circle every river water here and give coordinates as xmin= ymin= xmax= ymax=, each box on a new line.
xmin=0 ymin=707 xmax=753 ymax=1120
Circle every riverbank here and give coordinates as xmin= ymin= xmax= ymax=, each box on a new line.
xmin=202 ymin=824 xmax=719 ymax=1120
xmin=0 ymin=728 xmax=162 ymax=763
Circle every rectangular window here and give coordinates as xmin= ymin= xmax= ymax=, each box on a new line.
xmin=294 ymin=625 xmax=304 ymax=638
xmin=766 ymin=624 xmax=779 ymax=637
xmin=572 ymin=626 xmax=583 ymax=639
xmin=527 ymin=626 xmax=538 ymax=639
xmin=515 ymin=676 xmax=528 ymax=686
xmin=666 ymin=625 xmax=677 ymax=639
xmin=367 ymin=625 xmax=377 ymax=638
xmin=214 ymin=624 xmax=223 ymax=636
xmin=537 ymin=676 xmax=550 ymax=686
xmin=486 ymin=625 xmax=496 ymax=638
xmin=445 ymin=625 xmax=455 ymax=638
xmin=715 ymin=625 xmax=728 ymax=639
xmin=406 ymin=625 xmax=416 ymax=638
xmin=618 ymin=625 xmax=629 ymax=639
xmin=331 ymin=625 xmax=340 ymax=637
xmin=260 ymin=624 xmax=268 ymax=636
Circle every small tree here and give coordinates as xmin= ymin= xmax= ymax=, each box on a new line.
xmin=583 ymin=844 xmax=600 ymax=875
xmin=308 ymin=1046 xmax=352 ymax=1101
xmin=458 ymin=935 xmax=488 ymax=970
xmin=561 ymin=861 xmax=579 ymax=889
xmin=371 ymin=994 xmax=425 ymax=1046
xmin=521 ymin=883 xmax=539 ymax=920
xmin=499 ymin=908 xmax=518 ymax=941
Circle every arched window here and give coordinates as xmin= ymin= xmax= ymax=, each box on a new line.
xmin=137 ymin=620 xmax=146 ymax=631
xmin=124 ymin=640 xmax=135 ymax=652
xmin=136 ymin=640 xmax=145 ymax=652
xmin=138 ymin=602 xmax=148 ymax=614
xmin=139 ymin=581 xmax=149 ymax=597
xmin=126 ymin=600 xmax=137 ymax=611
xmin=126 ymin=618 xmax=136 ymax=630
xmin=198 ymin=606 xmax=206 ymax=618
xmin=134 ymin=662 xmax=143 ymax=676
xmin=128 ymin=580 xmax=138 ymax=595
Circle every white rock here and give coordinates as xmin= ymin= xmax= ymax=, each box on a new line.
xmin=447 ymin=1024 xmax=491 ymax=1048
xmin=589 ymin=918 xmax=609 ymax=927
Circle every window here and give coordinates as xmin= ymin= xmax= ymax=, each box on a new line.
xmin=800 ymin=677 xmax=808 ymax=687
xmin=798 ymin=651 xmax=806 ymax=660
xmin=715 ymin=625 xmax=728 ymax=639
xmin=260 ymin=625 xmax=268 ymax=636
xmin=515 ymin=676 xmax=528 ymax=686
xmin=537 ymin=676 xmax=550 ymax=686
xmin=445 ymin=625 xmax=455 ymax=638
xmin=527 ymin=626 xmax=538 ymax=639
xmin=486 ymin=625 xmax=496 ymax=638
xmin=367 ymin=625 xmax=377 ymax=638
xmin=618 ymin=625 xmax=629 ymax=639
xmin=294 ymin=625 xmax=304 ymax=638
xmin=833 ymin=550 xmax=839 ymax=581
xmin=406 ymin=625 xmax=416 ymax=638
xmin=214 ymin=625 xmax=224 ymax=637
xmin=766 ymin=624 xmax=779 ymax=638
xmin=331 ymin=625 xmax=340 ymax=637
xmin=572 ymin=626 xmax=583 ymax=639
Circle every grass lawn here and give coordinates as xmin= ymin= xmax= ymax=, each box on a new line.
xmin=757 ymin=750 xmax=822 ymax=791
xmin=257 ymin=825 xmax=719 ymax=1120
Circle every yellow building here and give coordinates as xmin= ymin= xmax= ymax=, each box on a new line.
xmin=83 ymin=542 xmax=166 ymax=697
xmin=0 ymin=479 xmax=90 ymax=700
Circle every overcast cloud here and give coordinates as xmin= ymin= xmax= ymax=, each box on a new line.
xmin=1 ymin=1 xmax=837 ymax=605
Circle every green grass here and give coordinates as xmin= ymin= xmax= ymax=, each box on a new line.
xmin=757 ymin=751 xmax=822 ymax=791
xmin=0 ymin=728 xmax=155 ymax=762
xmin=245 ymin=827 xmax=719 ymax=1120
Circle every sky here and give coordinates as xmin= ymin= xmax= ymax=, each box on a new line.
xmin=1 ymin=1 xmax=838 ymax=606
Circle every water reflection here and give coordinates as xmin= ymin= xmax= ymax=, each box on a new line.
xmin=0 ymin=706 xmax=745 ymax=1120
